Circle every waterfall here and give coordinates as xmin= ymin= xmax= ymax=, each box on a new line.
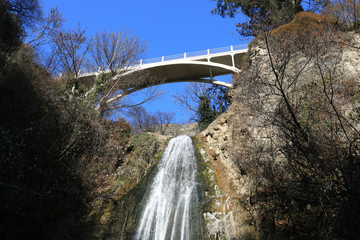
xmin=134 ymin=135 xmax=202 ymax=240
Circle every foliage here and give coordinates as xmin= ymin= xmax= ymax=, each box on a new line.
xmin=212 ymin=0 xmax=306 ymax=36
xmin=127 ymin=133 xmax=164 ymax=172
xmin=173 ymin=82 xmax=209 ymax=113
xmin=4 ymin=0 xmax=41 ymax=28
xmin=0 ymin=46 xmax=87 ymax=239
xmin=0 ymin=31 xmax=131 ymax=240
xmin=173 ymin=82 xmax=231 ymax=131
xmin=206 ymin=85 xmax=231 ymax=113
xmin=194 ymin=85 xmax=231 ymax=131
xmin=0 ymin=0 xmax=21 ymax=55
xmin=87 ymin=72 xmax=110 ymax=103
xmin=213 ymin=0 xmax=360 ymax=36
xmin=0 ymin=0 xmax=41 ymax=61
xmin=195 ymin=95 xmax=218 ymax=131
xmin=270 ymin=11 xmax=337 ymax=37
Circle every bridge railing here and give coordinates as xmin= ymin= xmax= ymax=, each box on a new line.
xmin=209 ymin=46 xmax=233 ymax=54
xmin=141 ymin=44 xmax=247 ymax=65
xmin=79 ymin=44 xmax=248 ymax=76
xmin=186 ymin=49 xmax=207 ymax=58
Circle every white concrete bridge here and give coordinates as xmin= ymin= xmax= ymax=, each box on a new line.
xmin=79 ymin=45 xmax=248 ymax=91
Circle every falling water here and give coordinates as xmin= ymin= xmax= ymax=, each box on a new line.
xmin=134 ymin=135 xmax=202 ymax=240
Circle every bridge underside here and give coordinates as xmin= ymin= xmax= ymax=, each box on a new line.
xmin=78 ymin=50 xmax=247 ymax=103
xmin=140 ymin=63 xmax=234 ymax=88
xmin=131 ymin=51 xmax=247 ymax=89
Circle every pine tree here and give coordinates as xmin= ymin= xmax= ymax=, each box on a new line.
xmin=195 ymin=95 xmax=217 ymax=131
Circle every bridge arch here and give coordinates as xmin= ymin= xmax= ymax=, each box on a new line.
xmin=120 ymin=60 xmax=241 ymax=88
xmin=79 ymin=45 xmax=248 ymax=104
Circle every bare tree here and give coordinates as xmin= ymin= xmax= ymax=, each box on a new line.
xmin=25 ymin=7 xmax=64 ymax=51
xmin=125 ymin=106 xmax=175 ymax=134
xmin=22 ymin=7 xmax=65 ymax=75
xmin=172 ymin=82 xmax=209 ymax=113
xmin=5 ymin=0 xmax=41 ymax=28
xmin=89 ymin=71 xmax=164 ymax=118
xmin=324 ymin=0 xmax=360 ymax=30
xmin=51 ymin=24 xmax=91 ymax=80
xmin=82 ymin=30 xmax=165 ymax=118
xmin=44 ymin=27 xmax=162 ymax=118
xmin=154 ymin=111 xmax=175 ymax=135
xmin=88 ymin=30 xmax=146 ymax=74
xmin=173 ymin=82 xmax=230 ymax=128
xmin=125 ymin=106 xmax=153 ymax=133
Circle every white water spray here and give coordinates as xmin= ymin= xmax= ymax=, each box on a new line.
xmin=135 ymin=135 xmax=202 ymax=240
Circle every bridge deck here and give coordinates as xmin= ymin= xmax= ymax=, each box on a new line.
xmin=79 ymin=45 xmax=248 ymax=81
xmin=140 ymin=45 xmax=247 ymax=65
xmin=78 ymin=45 xmax=248 ymax=105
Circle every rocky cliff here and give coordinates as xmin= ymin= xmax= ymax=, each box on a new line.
xmin=199 ymin=12 xmax=360 ymax=239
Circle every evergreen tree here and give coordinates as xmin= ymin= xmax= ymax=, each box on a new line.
xmin=206 ymin=85 xmax=231 ymax=113
xmin=194 ymin=85 xmax=231 ymax=131
xmin=212 ymin=0 xmax=312 ymax=36
xmin=195 ymin=95 xmax=217 ymax=131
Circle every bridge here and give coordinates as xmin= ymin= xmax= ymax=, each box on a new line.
xmin=79 ymin=45 xmax=248 ymax=90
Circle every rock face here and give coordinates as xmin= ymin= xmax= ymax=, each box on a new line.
xmin=199 ymin=21 xmax=360 ymax=238
xmin=161 ymin=122 xmax=199 ymax=136
xmin=199 ymin=107 xmax=256 ymax=239
xmin=202 ymin=110 xmax=246 ymax=196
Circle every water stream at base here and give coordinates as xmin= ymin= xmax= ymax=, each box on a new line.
xmin=134 ymin=135 xmax=202 ymax=240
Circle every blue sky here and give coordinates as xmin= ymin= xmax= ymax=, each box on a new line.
xmin=40 ymin=0 xmax=249 ymax=122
